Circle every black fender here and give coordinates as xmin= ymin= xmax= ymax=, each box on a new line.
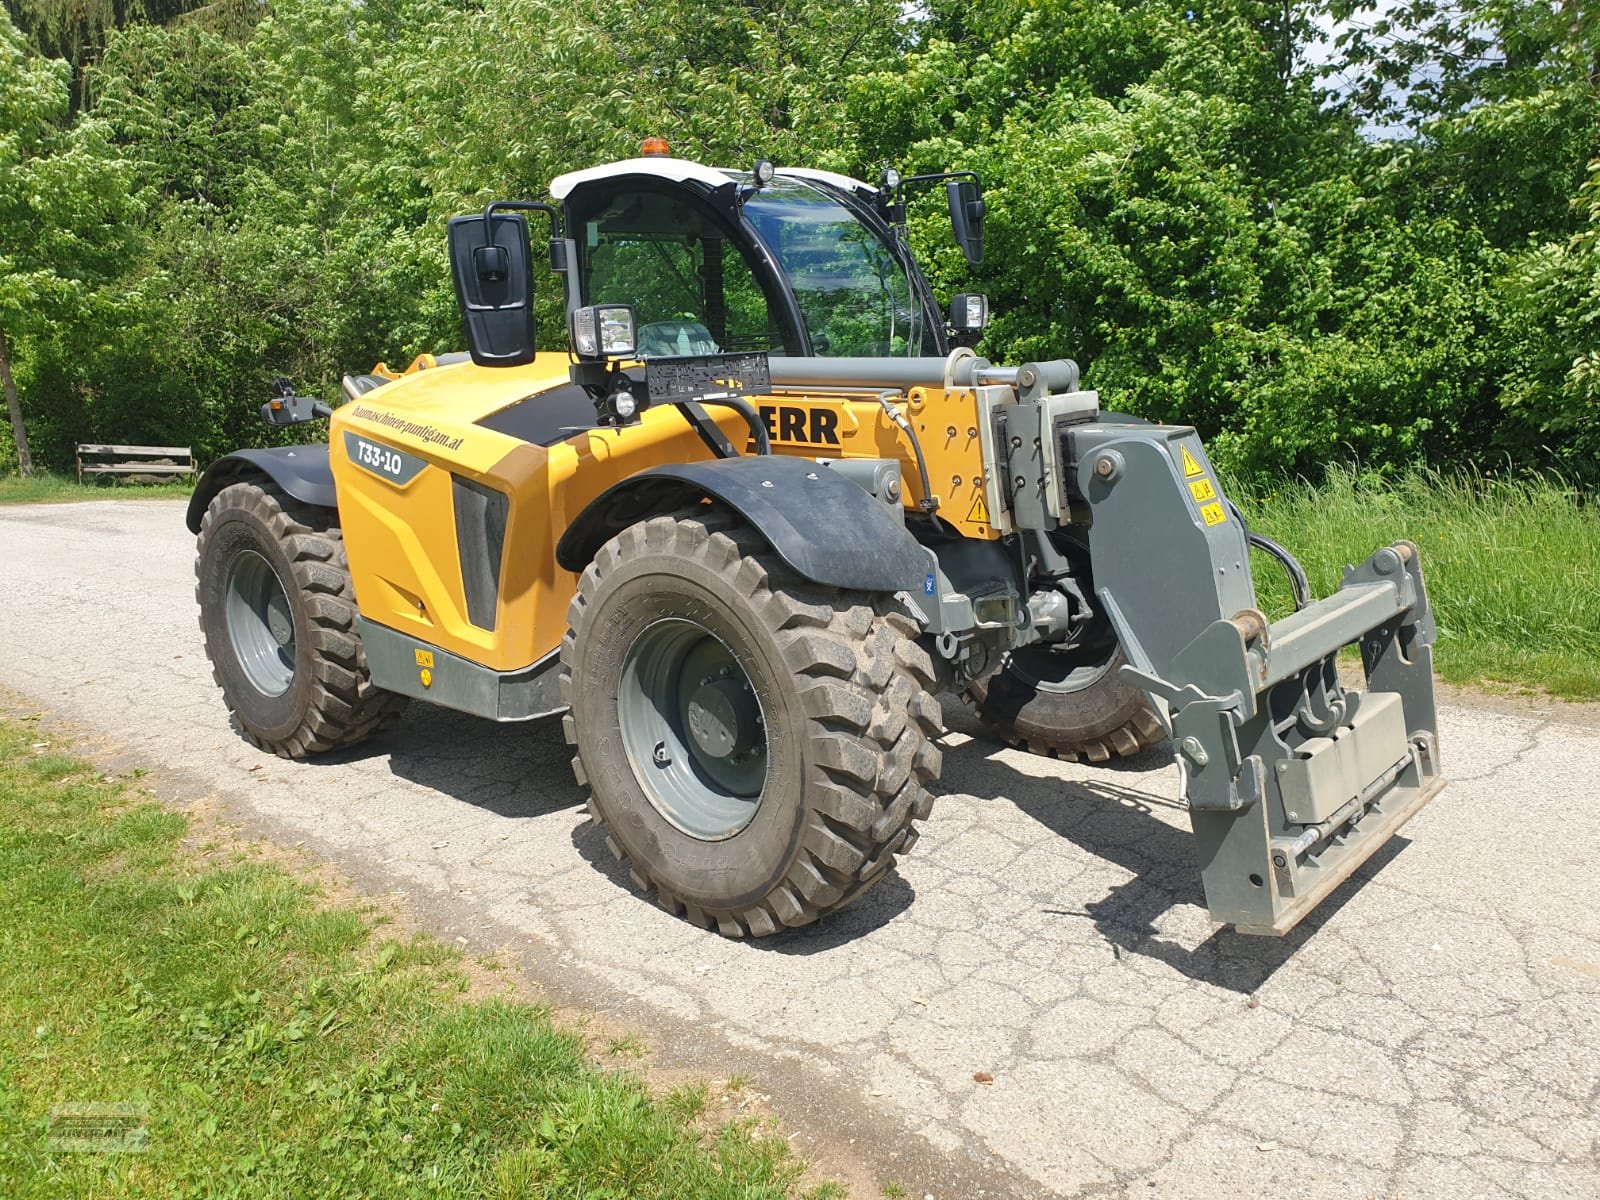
xmin=556 ymin=456 xmax=934 ymax=594
xmin=185 ymin=446 xmax=335 ymax=533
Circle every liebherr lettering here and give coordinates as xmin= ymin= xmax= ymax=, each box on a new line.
xmin=757 ymin=405 xmax=841 ymax=446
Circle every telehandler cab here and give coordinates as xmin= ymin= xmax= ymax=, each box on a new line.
xmin=190 ymin=145 xmax=1444 ymax=938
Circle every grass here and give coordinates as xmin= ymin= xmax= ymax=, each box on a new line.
xmin=0 ymin=470 xmax=194 ymax=504
xmin=0 ymin=719 xmax=822 ymax=1199
xmin=1233 ymin=467 xmax=1600 ymax=701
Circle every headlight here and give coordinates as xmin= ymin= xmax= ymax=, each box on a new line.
xmin=949 ymin=293 xmax=989 ymax=333
xmin=570 ymin=304 xmax=637 ymax=359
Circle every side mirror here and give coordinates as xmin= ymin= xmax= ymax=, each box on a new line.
xmin=448 ymin=212 xmax=536 ymax=367
xmin=946 ymin=180 xmax=986 ymax=267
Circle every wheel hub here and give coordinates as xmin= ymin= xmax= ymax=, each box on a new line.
xmin=685 ymin=677 xmax=761 ymax=759
xmin=265 ymin=592 xmax=294 ymax=647
xmin=617 ymin=619 xmax=767 ymax=841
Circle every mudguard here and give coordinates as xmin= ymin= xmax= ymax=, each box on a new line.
xmin=185 ymin=446 xmax=335 ymax=533
xmin=556 ymin=456 xmax=932 ymax=594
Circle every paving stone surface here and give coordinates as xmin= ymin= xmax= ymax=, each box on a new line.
xmin=3 ymin=499 xmax=1597 ymax=1198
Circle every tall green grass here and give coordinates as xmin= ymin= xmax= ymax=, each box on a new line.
xmin=1233 ymin=468 xmax=1600 ymax=701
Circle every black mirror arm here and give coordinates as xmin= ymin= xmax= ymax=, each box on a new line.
xmin=484 ymin=200 xmax=561 ymax=241
xmin=260 ymin=394 xmax=333 ymax=428
xmin=877 ymin=172 xmax=982 ymax=222
xmin=897 ymin=170 xmax=981 ymax=192
xmin=878 ymin=170 xmax=985 ymax=266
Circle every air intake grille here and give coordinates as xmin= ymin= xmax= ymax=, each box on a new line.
xmin=452 ymin=476 xmax=508 ymax=630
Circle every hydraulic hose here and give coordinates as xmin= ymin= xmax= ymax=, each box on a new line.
xmin=1226 ymin=498 xmax=1311 ymax=611
xmin=874 ymin=391 xmax=938 ymax=513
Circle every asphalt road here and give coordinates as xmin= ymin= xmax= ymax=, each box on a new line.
xmin=3 ymin=499 xmax=1598 ymax=1199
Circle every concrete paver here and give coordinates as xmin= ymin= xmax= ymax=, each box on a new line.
xmin=2 ymin=499 xmax=1597 ymax=1198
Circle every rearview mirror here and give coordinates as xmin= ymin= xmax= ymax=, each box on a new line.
xmin=448 ymin=212 xmax=536 ymax=367
xmin=946 ymin=180 xmax=986 ymax=267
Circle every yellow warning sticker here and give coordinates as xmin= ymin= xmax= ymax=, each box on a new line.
xmin=1189 ymin=477 xmax=1217 ymax=503
xmin=1180 ymin=445 xmax=1205 ymax=477
xmin=1199 ymin=501 xmax=1227 ymax=526
xmin=414 ymin=649 xmax=435 ymax=668
xmin=419 ymin=667 xmax=433 ymax=688
xmin=967 ymin=492 xmax=991 ymax=525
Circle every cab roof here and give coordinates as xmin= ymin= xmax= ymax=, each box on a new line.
xmin=547 ymin=156 xmax=874 ymax=201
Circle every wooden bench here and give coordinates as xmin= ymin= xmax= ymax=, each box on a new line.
xmin=75 ymin=444 xmax=197 ymax=484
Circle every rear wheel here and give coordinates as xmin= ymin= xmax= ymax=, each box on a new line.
xmin=965 ymin=620 xmax=1164 ymax=762
xmin=560 ymin=508 xmax=943 ymax=937
xmin=196 ymin=479 xmax=406 ymax=758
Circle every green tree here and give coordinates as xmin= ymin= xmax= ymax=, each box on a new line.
xmin=1322 ymin=0 xmax=1600 ymax=245
xmin=1498 ymin=158 xmax=1600 ymax=462
xmin=2 ymin=0 xmax=257 ymax=110
xmin=6 ymin=0 xmax=1592 ymax=481
xmin=0 ymin=10 xmax=136 ymax=475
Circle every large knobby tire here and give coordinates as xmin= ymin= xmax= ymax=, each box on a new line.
xmin=559 ymin=508 xmax=944 ymax=938
xmin=965 ymin=639 xmax=1165 ymax=763
xmin=196 ymin=479 xmax=406 ymax=758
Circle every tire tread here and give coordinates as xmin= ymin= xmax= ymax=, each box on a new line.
xmin=196 ymin=479 xmax=406 ymax=758
xmin=963 ymin=648 xmax=1164 ymax=763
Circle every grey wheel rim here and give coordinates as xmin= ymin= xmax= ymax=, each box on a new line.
xmin=618 ymin=618 xmax=767 ymax=841
xmin=225 ymin=548 xmax=297 ymax=698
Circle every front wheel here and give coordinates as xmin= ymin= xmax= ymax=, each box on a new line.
xmin=195 ymin=479 xmax=405 ymax=758
xmin=560 ymin=508 xmax=944 ymax=937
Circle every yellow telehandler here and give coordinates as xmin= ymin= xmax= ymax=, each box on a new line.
xmin=189 ymin=146 xmax=1444 ymax=937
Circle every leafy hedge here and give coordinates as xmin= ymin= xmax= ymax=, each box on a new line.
xmin=0 ymin=0 xmax=1596 ymax=482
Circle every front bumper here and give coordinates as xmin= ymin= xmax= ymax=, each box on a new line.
xmin=1140 ymin=541 xmax=1444 ymax=934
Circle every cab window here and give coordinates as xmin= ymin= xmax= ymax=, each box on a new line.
xmin=581 ymin=188 xmax=779 ymax=357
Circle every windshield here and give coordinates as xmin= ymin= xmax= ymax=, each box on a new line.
xmin=740 ymin=177 xmax=928 ymax=357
